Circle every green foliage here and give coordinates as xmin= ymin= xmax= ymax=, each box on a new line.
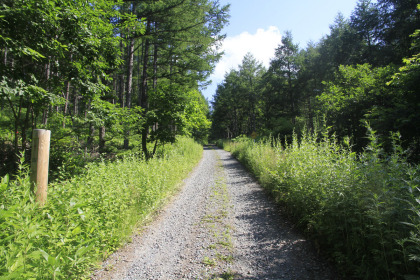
xmin=0 ymin=137 xmax=202 ymax=279
xmin=221 ymin=131 xmax=420 ymax=279
xmin=211 ymin=54 xmax=265 ymax=139
xmin=317 ymin=64 xmax=396 ymax=150
xmin=211 ymin=2 xmax=420 ymax=161
xmin=182 ymin=89 xmax=212 ymax=144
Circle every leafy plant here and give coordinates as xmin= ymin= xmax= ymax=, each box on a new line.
xmin=0 ymin=137 xmax=202 ymax=279
xmin=221 ymin=128 xmax=420 ymax=279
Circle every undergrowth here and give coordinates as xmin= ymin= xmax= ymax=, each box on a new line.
xmin=0 ymin=136 xmax=202 ymax=279
xmin=219 ymin=129 xmax=420 ymax=280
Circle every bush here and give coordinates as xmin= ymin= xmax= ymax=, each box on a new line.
xmin=221 ymin=130 xmax=420 ymax=279
xmin=0 ymin=137 xmax=202 ymax=279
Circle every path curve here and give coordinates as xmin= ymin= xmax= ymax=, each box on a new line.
xmin=93 ymin=147 xmax=339 ymax=280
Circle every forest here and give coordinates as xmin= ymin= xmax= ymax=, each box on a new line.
xmin=0 ymin=0 xmax=228 ymax=178
xmin=0 ymin=0 xmax=420 ymax=279
xmin=211 ymin=0 xmax=420 ymax=161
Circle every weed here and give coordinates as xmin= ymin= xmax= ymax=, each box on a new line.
xmin=220 ymin=129 xmax=420 ymax=279
xmin=0 ymin=137 xmax=202 ymax=279
xmin=203 ymin=257 xmax=217 ymax=266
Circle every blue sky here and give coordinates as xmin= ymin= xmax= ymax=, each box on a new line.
xmin=202 ymin=0 xmax=362 ymax=101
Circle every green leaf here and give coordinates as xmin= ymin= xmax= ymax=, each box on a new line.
xmin=39 ymin=249 xmax=49 ymax=262
xmin=75 ymin=244 xmax=94 ymax=258
xmin=21 ymin=47 xmax=46 ymax=60
xmin=71 ymin=226 xmax=82 ymax=236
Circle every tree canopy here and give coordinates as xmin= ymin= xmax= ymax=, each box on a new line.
xmin=210 ymin=1 xmax=420 ymax=160
xmin=0 ymin=0 xmax=229 ymax=175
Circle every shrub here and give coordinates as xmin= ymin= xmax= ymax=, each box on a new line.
xmin=222 ymin=130 xmax=420 ymax=279
xmin=0 ymin=137 xmax=202 ymax=279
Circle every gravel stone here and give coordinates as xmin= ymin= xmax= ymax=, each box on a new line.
xmin=92 ymin=146 xmax=340 ymax=280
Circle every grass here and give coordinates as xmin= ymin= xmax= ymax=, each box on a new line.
xmin=201 ymin=152 xmax=234 ymax=278
xmin=218 ymin=128 xmax=420 ymax=279
xmin=0 ymin=136 xmax=202 ymax=279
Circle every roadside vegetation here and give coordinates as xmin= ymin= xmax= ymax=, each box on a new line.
xmin=0 ymin=137 xmax=202 ymax=279
xmin=1 ymin=1 xmax=220 ymax=279
xmin=212 ymin=2 xmax=420 ymax=278
xmin=217 ymin=128 xmax=420 ymax=279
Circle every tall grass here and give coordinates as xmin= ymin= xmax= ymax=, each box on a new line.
xmin=220 ymin=130 xmax=420 ymax=279
xmin=0 ymin=136 xmax=202 ymax=279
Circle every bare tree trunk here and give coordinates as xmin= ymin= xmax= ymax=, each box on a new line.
xmin=42 ymin=60 xmax=51 ymax=126
xmin=137 ymin=42 xmax=143 ymax=106
xmin=99 ymin=126 xmax=106 ymax=153
xmin=62 ymin=80 xmax=71 ymax=128
xmin=74 ymin=94 xmax=79 ymax=116
xmin=126 ymin=38 xmax=135 ymax=109
xmin=153 ymin=24 xmax=158 ymax=91
xmin=118 ymin=38 xmax=125 ymax=108
xmin=22 ymin=104 xmax=31 ymax=151
xmin=87 ymin=123 xmax=95 ymax=153
xmin=124 ymin=35 xmax=135 ymax=150
xmin=3 ymin=47 xmax=7 ymax=65
xmin=141 ymin=20 xmax=152 ymax=158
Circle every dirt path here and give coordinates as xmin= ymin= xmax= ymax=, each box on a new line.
xmin=93 ymin=147 xmax=339 ymax=280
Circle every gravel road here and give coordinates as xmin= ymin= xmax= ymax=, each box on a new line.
xmin=93 ymin=146 xmax=339 ymax=280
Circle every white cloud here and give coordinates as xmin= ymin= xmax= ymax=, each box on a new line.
xmin=213 ymin=26 xmax=282 ymax=82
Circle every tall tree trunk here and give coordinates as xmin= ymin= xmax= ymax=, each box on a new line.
xmin=42 ymin=108 xmax=48 ymax=126
xmin=12 ymin=97 xmax=23 ymax=154
xmin=21 ymin=104 xmax=31 ymax=152
xmin=42 ymin=60 xmax=51 ymax=126
xmin=74 ymin=94 xmax=79 ymax=116
xmin=126 ymin=38 xmax=135 ymax=109
xmin=153 ymin=23 xmax=159 ymax=90
xmin=118 ymin=38 xmax=125 ymax=108
xmin=287 ymin=63 xmax=295 ymax=125
xmin=137 ymin=42 xmax=144 ymax=106
xmin=62 ymin=80 xmax=71 ymax=128
xmin=140 ymin=20 xmax=152 ymax=158
xmin=99 ymin=126 xmax=106 ymax=153
xmin=124 ymin=36 xmax=135 ymax=150
xmin=3 ymin=47 xmax=7 ymax=65
xmin=87 ymin=123 xmax=95 ymax=153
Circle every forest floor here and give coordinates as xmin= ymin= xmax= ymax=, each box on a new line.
xmin=92 ymin=146 xmax=340 ymax=280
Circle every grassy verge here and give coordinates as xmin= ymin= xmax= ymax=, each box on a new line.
xmin=0 ymin=136 xmax=202 ymax=279
xmin=217 ymin=131 xmax=420 ymax=280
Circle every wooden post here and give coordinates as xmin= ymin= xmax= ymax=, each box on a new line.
xmin=30 ymin=129 xmax=51 ymax=206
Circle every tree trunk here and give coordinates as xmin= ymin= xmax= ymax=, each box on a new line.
xmin=42 ymin=108 xmax=48 ymax=126
xmin=118 ymin=38 xmax=125 ymax=108
xmin=3 ymin=47 xmax=7 ymax=65
xmin=153 ymin=23 xmax=159 ymax=91
xmin=21 ymin=104 xmax=31 ymax=152
xmin=62 ymin=80 xmax=71 ymax=128
xmin=99 ymin=126 xmax=106 ymax=153
xmin=124 ymin=36 xmax=135 ymax=150
xmin=87 ymin=123 xmax=95 ymax=153
xmin=74 ymin=94 xmax=79 ymax=116
xmin=126 ymin=37 xmax=135 ymax=109
xmin=137 ymin=42 xmax=143 ymax=106
xmin=140 ymin=20 xmax=152 ymax=158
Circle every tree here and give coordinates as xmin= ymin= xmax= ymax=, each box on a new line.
xmin=262 ymin=31 xmax=301 ymax=134
xmin=376 ymin=0 xmax=420 ymax=64
xmin=317 ymin=64 xmax=395 ymax=150
xmin=211 ymin=54 xmax=264 ymax=139
xmin=350 ymin=0 xmax=382 ymax=65
xmin=132 ymin=0 xmax=229 ymax=157
xmin=0 ymin=0 xmax=122 ymax=156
